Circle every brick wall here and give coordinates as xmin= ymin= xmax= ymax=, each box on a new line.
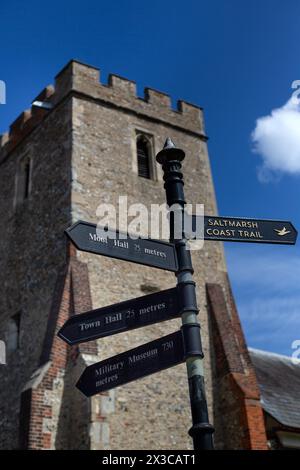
xmin=19 ymin=249 xmax=107 ymax=449
xmin=207 ymin=280 xmax=268 ymax=449
xmin=0 ymin=92 xmax=72 ymax=449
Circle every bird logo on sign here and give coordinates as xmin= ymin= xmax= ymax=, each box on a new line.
xmin=274 ymin=227 xmax=291 ymax=236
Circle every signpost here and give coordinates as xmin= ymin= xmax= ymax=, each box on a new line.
xmin=155 ymin=138 xmax=214 ymax=451
xmin=187 ymin=215 xmax=297 ymax=244
xmin=65 ymin=221 xmax=178 ymax=272
xmin=58 ymin=287 xmax=180 ymax=345
xmin=59 ymin=137 xmax=297 ymax=452
xmin=76 ymin=331 xmax=185 ymax=397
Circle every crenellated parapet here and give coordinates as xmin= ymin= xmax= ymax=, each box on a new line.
xmin=0 ymin=85 xmax=55 ymax=160
xmin=0 ymin=59 xmax=206 ymax=160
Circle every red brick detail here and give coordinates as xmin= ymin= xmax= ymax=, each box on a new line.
xmin=207 ymin=281 xmax=268 ymax=450
xmin=71 ymin=257 xmax=97 ymax=355
xmin=19 ymin=249 xmax=95 ymax=449
xmin=19 ymin=388 xmax=32 ymax=449
xmin=3 ymin=86 xmax=54 ymax=154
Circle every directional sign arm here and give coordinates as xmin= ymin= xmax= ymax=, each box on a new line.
xmin=186 ymin=215 xmax=297 ymax=245
xmin=76 ymin=330 xmax=185 ymax=397
xmin=58 ymin=287 xmax=180 ymax=345
xmin=65 ymin=221 xmax=178 ymax=271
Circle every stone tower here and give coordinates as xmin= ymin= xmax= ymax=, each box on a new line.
xmin=0 ymin=60 xmax=267 ymax=450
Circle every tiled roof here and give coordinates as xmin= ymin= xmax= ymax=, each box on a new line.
xmin=249 ymin=348 xmax=300 ymax=429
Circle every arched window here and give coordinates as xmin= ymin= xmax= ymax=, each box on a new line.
xmin=15 ymin=155 xmax=32 ymax=207
xmin=136 ymin=134 xmax=151 ymax=179
xmin=23 ymin=159 xmax=31 ymax=200
xmin=6 ymin=313 xmax=21 ymax=352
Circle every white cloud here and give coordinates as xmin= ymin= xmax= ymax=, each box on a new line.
xmin=252 ymin=96 xmax=300 ymax=181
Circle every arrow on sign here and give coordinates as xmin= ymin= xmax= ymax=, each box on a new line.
xmin=65 ymin=221 xmax=178 ymax=271
xmin=76 ymin=330 xmax=184 ymax=397
xmin=58 ymin=287 xmax=180 ymax=345
xmin=186 ymin=215 xmax=297 ymax=245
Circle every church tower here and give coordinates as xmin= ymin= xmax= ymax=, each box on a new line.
xmin=0 ymin=60 xmax=267 ymax=449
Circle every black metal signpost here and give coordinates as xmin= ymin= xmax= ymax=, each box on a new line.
xmin=59 ymin=137 xmax=297 ymax=452
xmin=156 ymin=139 xmax=214 ymax=450
xmin=58 ymin=287 xmax=180 ymax=345
xmin=188 ymin=215 xmax=297 ymax=244
xmin=76 ymin=331 xmax=185 ymax=396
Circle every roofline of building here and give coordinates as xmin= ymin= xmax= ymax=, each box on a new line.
xmin=0 ymin=59 xmax=208 ymax=161
xmin=249 ymin=347 xmax=300 ymax=364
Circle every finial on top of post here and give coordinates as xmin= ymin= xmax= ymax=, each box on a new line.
xmin=163 ymin=137 xmax=176 ymax=149
xmin=156 ymin=137 xmax=186 ymax=165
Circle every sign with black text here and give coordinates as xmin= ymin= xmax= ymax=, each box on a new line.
xmin=76 ymin=330 xmax=184 ymax=396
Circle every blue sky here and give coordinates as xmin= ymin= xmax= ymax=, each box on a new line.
xmin=1 ymin=0 xmax=300 ymax=356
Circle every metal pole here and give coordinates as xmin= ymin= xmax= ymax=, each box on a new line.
xmin=156 ymin=138 xmax=214 ymax=450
